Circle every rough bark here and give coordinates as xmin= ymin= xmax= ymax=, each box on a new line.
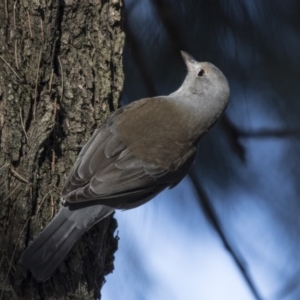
xmin=0 ymin=0 xmax=124 ymax=299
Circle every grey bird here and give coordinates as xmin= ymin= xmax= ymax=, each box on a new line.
xmin=20 ymin=51 xmax=230 ymax=282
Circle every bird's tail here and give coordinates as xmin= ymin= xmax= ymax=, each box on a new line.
xmin=20 ymin=204 xmax=114 ymax=282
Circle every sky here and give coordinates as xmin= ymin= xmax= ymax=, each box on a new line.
xmin=102 ymin=177 xmax=255 ymax=300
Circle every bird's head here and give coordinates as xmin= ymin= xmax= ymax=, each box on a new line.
xmin=180 ymin=51 xmax=230 ymax=103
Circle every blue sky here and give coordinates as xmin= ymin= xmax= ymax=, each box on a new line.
xmin=102 ymin=177 xmax=255 ymax=300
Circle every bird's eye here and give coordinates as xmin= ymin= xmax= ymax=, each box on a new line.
xmin=197 ymin=69 xmax=205 ymax=77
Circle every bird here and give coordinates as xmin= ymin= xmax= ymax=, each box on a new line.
xmin=20 ymin=51 xmax=230 ymax=282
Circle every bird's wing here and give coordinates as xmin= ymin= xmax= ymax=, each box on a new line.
xmin=62 ymin=104 xmax=196 ymax=209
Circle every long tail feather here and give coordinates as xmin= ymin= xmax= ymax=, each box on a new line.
xmin=20 ymin=204 xmax=114 ymax=282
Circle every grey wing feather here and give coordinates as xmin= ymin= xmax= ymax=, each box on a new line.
xmin=62 ymin=128 xmax=160 ymax=208
xmin=63 ymin=106 xmax=197 ymax=209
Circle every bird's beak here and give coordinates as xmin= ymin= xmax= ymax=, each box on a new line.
xmin=181 ymin=51 xmax=197 ymax=72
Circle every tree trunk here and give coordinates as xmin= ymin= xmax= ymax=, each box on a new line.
xmin=0 ymin=0 xmax=124 ymax=299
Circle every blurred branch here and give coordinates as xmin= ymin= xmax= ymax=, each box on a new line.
xmin=151 ymin=0 xmax=183 ymax=51
xmin=124 ymin=10 xmax=157 ymax=97
xmin=238 ymin=129 xmax=300 ymax=138
xmin=223 ymin=116 xmax=246 ymax=161
xmin=189 ymin=171 xmax=262 ymax=300
xmin=223 ymin=115 xmax=300 ymax=159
